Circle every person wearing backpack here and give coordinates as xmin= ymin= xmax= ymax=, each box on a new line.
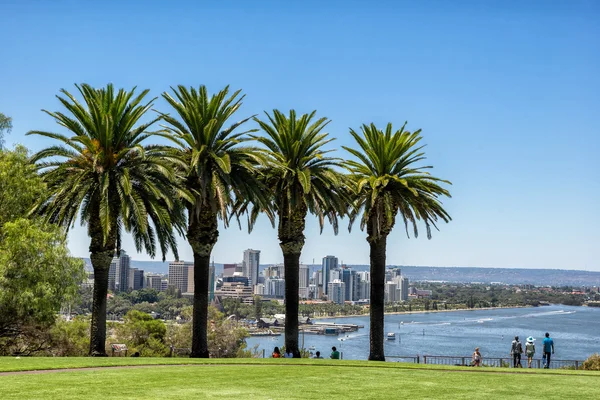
xmin=510 ymin=336 xmax=523 ymax=368
xmin=525 ymin=337 xmax=536 ymax=368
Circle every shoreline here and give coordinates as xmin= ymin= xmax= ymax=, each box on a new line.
xmin=310 ymin=305 xmax=530 ymax=320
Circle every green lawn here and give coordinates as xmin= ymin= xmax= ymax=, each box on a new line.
xmin=1 ymin=358 xmax=599 ymax=399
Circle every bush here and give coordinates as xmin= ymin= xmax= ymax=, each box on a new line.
xmin=582 ymin=353 xmax=600 ymax=370
xmin=49 ymin=317 xmax=90 ymax=356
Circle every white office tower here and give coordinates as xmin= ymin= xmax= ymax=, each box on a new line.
xmin=168 ymin=260 xmax=194 ymax=294
xmin=243 ymin=249 xmax=261 ymax=287
xmin=145 ymin=274 xmax=164 ymax=291
xmin=385 ymin=281 xmax=398 ymax=302
xmin=328 ymin=279 xmax=346 ymax=304
xmin=265 ymin=277 xmax=285 ymax=298
xmin=357 ymin=271 xmax=370 ymax=282
xmin=321 ymin=255 xmax=338 ymax=295
xmin=299 ymin=264 xmax=310 ymax=289
xmin=359 ymin=279 xmax=370 ymax=300
xmin=254 ymin=283 xmax=265 ymax=295
xmin=330 ymin=269 xmax=341 ymax=282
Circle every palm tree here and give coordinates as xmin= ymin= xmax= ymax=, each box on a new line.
xmin=253 ymin=110 xmax=347 ymax=357
xmin=28 ymin=84 xmax=183 ymax=356
xmin=343 ymin=122 xmax=451 ymax=361
xmin=159 ymin=85 xmax=268 ymax=358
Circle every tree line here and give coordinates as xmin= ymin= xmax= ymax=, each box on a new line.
xmin=5 ymin=82 xmax=452 ymax=361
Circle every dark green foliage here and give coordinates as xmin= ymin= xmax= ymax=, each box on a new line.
xmin=28 ymin=83 xmax=184 ymax=356
xmin=344 ymin=122 xmax=451 ymax=361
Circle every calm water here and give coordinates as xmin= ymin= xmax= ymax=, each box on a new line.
xmin=246 ymin=305 xmax=600 ymax=360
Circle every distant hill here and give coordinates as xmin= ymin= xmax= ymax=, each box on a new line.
xmin=83 ymin=259 xmax=600 ymax=287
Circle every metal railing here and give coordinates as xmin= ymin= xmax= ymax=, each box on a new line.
xmin=386 ymin=354 xmax=583 ymax=369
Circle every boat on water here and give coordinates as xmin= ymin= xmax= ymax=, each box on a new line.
xmin=387 ymin=332 xmax=396 ymax=340
xmin=308 ymin=346 xmax=316 ymax=351
xmin=249 ymin=329 xmax=281 ymax=337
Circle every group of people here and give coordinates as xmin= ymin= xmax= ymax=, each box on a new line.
xmin=472 ymin=332 xmax=555 ymax=368
xmin=272 ymin=346 xmax=340 ymax=359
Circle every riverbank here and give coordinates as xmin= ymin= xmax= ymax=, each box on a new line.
xmin=309 ymin=305 xmax=530 ymax=320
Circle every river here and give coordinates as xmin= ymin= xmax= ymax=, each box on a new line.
xmin=246 ymin=305 xmax=600 ymax=360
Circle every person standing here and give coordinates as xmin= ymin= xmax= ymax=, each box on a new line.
xmin=330 ymin=346 xmax=340 ymax=359
xmin=511 ymin=336 xmax=523 ymax=368
xmin=525 ymin=337 xmax=536 ymax=368
xmin=472 ymin=347 xmax=482 ymax=367
xmin=542 ymin=332 xmax=555 ymax=369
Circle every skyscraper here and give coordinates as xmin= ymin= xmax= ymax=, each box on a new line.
xmin=168 ymin=260 xmax=194 ymax=294
xmin=243 ymin=249 xmax=260 ymax=287
xmin=299 ymin=264 xmax=310 ymax=289
xmin=128 ymin=268 xmax=145 ymax=290
xmin=328 ymin=279 xmax=346 ymax=304
xmin=322 ymin=255 xmax=338 ymax=295
xmin=109 ymin=250 xmax=131 ymax=292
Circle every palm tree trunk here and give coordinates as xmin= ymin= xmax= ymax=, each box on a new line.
xmin=278 ymin=195 xmax=307 ymax=359
xmin=187 ymin=207 xmax=218 ymax=358
xmin=88 ymin=212 xmax=117 ymax=357
xmin=368 ymin=235 xmax=387 ymax=361
xmin=283 ymin=251 xmax=300 ymax=358
xmin=191 ymin=251 xmax=210 ymax=358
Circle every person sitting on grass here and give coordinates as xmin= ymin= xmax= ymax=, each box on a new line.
xmin=330 ymin=346 xmax=340 ymax=359
xmin=314 ymin=351 xmax=323 ymax=359
xmin=272 ymin=346 xmax=281 ymax=358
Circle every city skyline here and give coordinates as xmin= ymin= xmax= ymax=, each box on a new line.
xmin=1 ymin=1 xmax=598 ymax=271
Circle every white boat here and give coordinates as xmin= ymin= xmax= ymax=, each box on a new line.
xmin=308 ymin=345 xmax=316 ymax=351
xmin=387 ymin=332 xmax=396 ymax=340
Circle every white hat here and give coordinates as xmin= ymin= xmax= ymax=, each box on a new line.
xmin=527 ymin=336 xmax=535 ymax=343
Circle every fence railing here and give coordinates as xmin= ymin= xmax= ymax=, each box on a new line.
xmin=386 ymin=354 xmax=583 ymax=369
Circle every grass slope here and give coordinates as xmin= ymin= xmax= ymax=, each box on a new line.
xmin=1 ymin=358 xmax=599 ymax=400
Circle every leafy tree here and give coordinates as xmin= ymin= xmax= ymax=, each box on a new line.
xmin=49 ymin=317 xmax=90 ymax=356
xmin=167 ymin=306 xmax=252 ymax=358
xmin=28 ymin=84 xmax=184 ymax=356
xmin=114 ymin=310 xmax=168 ymax=356
xmin=0 ymin=146 xmax=84 ymax=354
xmin=0 ymin=146 xmax=44 ymax=234
xmin=0 ymin=112 xmax=12 ymax=149
xmin=343 ymin=122 xmax=451 ymax=360
xmin=0 ymin=219 xmax=85 ymax=353
xmin=253 ymin=110 xmax=347 ymax=357
xmin=159 ymin=85 xmax=267 ymax=358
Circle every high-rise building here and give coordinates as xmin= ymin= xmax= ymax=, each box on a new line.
xmin=330 ymin=269 xmax=341 ymax=282
xmin=168 ymin=260 xmax=194 ymax=294
xmin=264 ymin=278 xmax=285 ymax=298
xmin=243 ymin=249 xmax=260 ymax=287
xmin=299 ymin=264 xmax=310 ymax=289
xmin=322 ymin=255 xmax=338 ymax=295
xmin=145 ymin=274 xmax=164 ymax=291
xmin=328 ymin=279 xmax=346 ymax=304
xmin=128 ymin=268 xmax=145 ymax=290
xmin=341 ymin=269 xmax=356 ymax=301
xmin=223 ymin=263 xmax=237 ymax=277
xmin=109 ymin=250 xmax=131 ymax=292
xmin=359 ymin=278 xmax=370 ymax=300
xmin=385 ymin=281 xmax=398 ymax=302
xmin=254 ymin=283 xmax=265 ymax=295
xmin=399 ymin=276 xmax=409 ymax=301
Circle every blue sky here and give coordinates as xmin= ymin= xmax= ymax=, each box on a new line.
xmin=1 ymin=0 xmax=598 ymax=270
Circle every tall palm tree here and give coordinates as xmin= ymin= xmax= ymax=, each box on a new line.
xmin=253 ymin=110 xmax=347 ymax=357
xmin=159 ymin=85 xmax=268 ymax=358
xmin=28 ymin=84 xmax=183 ymax=356
xmin=343 ymin=122 xmax=451 ymax=361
